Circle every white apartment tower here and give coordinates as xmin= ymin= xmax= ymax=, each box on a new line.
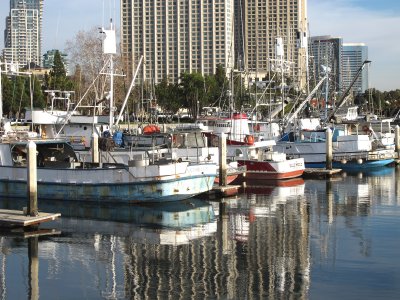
xmin=120 ymin=0 xmax=235 ymax=84
xmin=242 ymin=0 xmax=308 ymax=90
xmin=3 ymin=0 xmax=43 ymax=68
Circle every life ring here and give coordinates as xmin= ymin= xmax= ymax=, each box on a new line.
xmin=244 ymin=135 xmax=254 ymax=145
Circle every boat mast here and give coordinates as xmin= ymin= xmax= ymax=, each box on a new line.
xmin=0 ymin=60 xmax=3 ymax=125
xmin=101 ymin=19 xmax=117 ymax=133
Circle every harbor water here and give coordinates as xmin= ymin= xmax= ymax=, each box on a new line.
xmin=0 ymin=166 xmax=399 ymax=299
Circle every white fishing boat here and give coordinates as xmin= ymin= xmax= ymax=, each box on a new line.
xmin=274 ymin=125 xmax=396 ymax=170
xmin=0 ymin=135 xmax=216 ymax=202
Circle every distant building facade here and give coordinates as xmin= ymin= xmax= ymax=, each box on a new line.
xmin=120 ymin=0 xmax=234 ymax=84
xmin=2 ymin=0 xmax=44 ymax=68
xmin=342 ymin=43 xmax=369 ymax=94
xmin=43 ymin=49 xmax=69 ymax=75
xmin=309 ymin=35 xmax=343 ymax=94
xmin=240 ymin=0 xmax=308 ymax=90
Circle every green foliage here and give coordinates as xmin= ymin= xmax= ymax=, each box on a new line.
xmin=178 ymin=72 xmax=205 ymax=118
xmin=155 ymin=77 xmax=182 ymax=113
xmin=2 ymin=75 xmax=28 ymax=116
xmin=31 ymin=76 xmax=45 ymax=108
xmin=47 ymin=50 xmax=74 ymax=91
xmin=1 ymin=74 xmax=45 ymax=116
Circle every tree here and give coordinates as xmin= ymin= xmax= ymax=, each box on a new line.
xmin=155 ymin=77 xmax=182 ymax=114
xmin=48 ymin=50 xmax=72 ymax=90
xmin=31 ymin=76 xmax=45 ymax=109
xmin=179 ymin=72 xmax=205 ymax=119
xmin=65 ymin=27 xmax=125 ymax=113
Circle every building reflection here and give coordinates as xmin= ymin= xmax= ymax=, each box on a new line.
xmin=119 ymin=178 xmax=310 ymax=299
xmin=307 ymin=166 xmax=397 ymax=261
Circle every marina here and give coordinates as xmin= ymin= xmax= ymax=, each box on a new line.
xmin=0 ymin=165 xmax=399 ymax=299
xmin=1 ymin=1 xmax=400 ymax=299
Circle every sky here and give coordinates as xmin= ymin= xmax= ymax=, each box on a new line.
xmin=0 ymin=0 xmax=399 ymax=91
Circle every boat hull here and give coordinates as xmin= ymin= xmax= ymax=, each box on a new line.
xmin=305 ymin=159 xmax=394 ymax=170
xmin=0 ymin=166 xmax=216 ymax=203
xmin=238 ymin=158 xmax=304 ymax=180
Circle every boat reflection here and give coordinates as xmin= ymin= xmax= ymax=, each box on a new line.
xmin=0 ymin=198 xmax=217 ymax=245
xmin=216 ymin=176 xmax=310 ymax=297
xmin=342 ymin=165 xmax=395 ymax=177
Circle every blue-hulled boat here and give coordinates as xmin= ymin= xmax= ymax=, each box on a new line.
xmin=0 ymin=136 xmax=216 ymax=203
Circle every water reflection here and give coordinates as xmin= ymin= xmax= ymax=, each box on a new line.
xmin=307 ymin=166 xmax=400 ymax=299
xmin=0 ymin=167 xmax=399 ymax=299
xmin=0 ymin=198 xmax=217 ymax=245
xmin=219 ymin=177 xmax=310 ymax=298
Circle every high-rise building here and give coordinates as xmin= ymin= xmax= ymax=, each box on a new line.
xmin=120 ymin=0 xmax=235 ymax=84
xmin=240 ymin=0 xmax=308 ymax=90
xmin=309 ymin=35 xmax=343 ymax=94
xmin=342 ymin=43 xmax=368 ymax=94
xmin=2 ymin=0 xmax=43 ymax=68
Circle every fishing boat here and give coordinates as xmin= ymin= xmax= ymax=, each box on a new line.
xmin=0 ymin=135 xmax=217 ymax=203
xmin=196 ymin=111 xmax=256 ymax=146
xmin=274 ymin=126 xmax=396 ymax=170
xmin=227 ymin=141 xmax=305 ymax=181
xmin=170 ymin=124 xmax=246 ymax=185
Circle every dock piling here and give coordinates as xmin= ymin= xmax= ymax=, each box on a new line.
xmin=27 ymin=141 xmax=38 ymax=216
xmin=326 ymin=128 xmax=333 ymax=170
xmin=92 ymin=133 xmax=99 ymax=163
xmin=219 ymin=133 xmax=227 ymax=186
xmin=395 ymin=125 xmax=400 ymax=159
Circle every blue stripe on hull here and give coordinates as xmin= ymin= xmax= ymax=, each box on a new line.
xmin=305 ymin=159 xmax=394 ymax=170
xmin=0 ymin=175 xmax=216 ymax=203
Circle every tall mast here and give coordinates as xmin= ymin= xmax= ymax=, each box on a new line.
xmin=0 ymin=60 xmax=3 ymax=125
xmin=101 ymin=19 xmax=117 ymax=133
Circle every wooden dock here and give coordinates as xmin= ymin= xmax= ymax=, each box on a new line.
xmin=303 ymin=168 xmax=342 ymax=178
xmin=201 ymin=184 xmax=241 ymax=200
xmin=0 ymin=209 xmax=61 ymax=227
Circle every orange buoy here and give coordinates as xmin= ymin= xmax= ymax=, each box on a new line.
xmin=143 ymin=124 xmax=161 ymax=134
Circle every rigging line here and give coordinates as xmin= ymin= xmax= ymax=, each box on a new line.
xmin=56 ymin=56 xmax=112 ymax=136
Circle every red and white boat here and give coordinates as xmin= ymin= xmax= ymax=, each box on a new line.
xmin=196 ymin=108 xmax=304 ymax=181
xmin=227 ymin=141 xmax=305 ymax=181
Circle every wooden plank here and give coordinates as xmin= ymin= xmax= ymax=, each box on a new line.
xmin=0 ymin=209 xmax=61 ymax=227
xmin=303 ymin=168 xmax=342 ymax=178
